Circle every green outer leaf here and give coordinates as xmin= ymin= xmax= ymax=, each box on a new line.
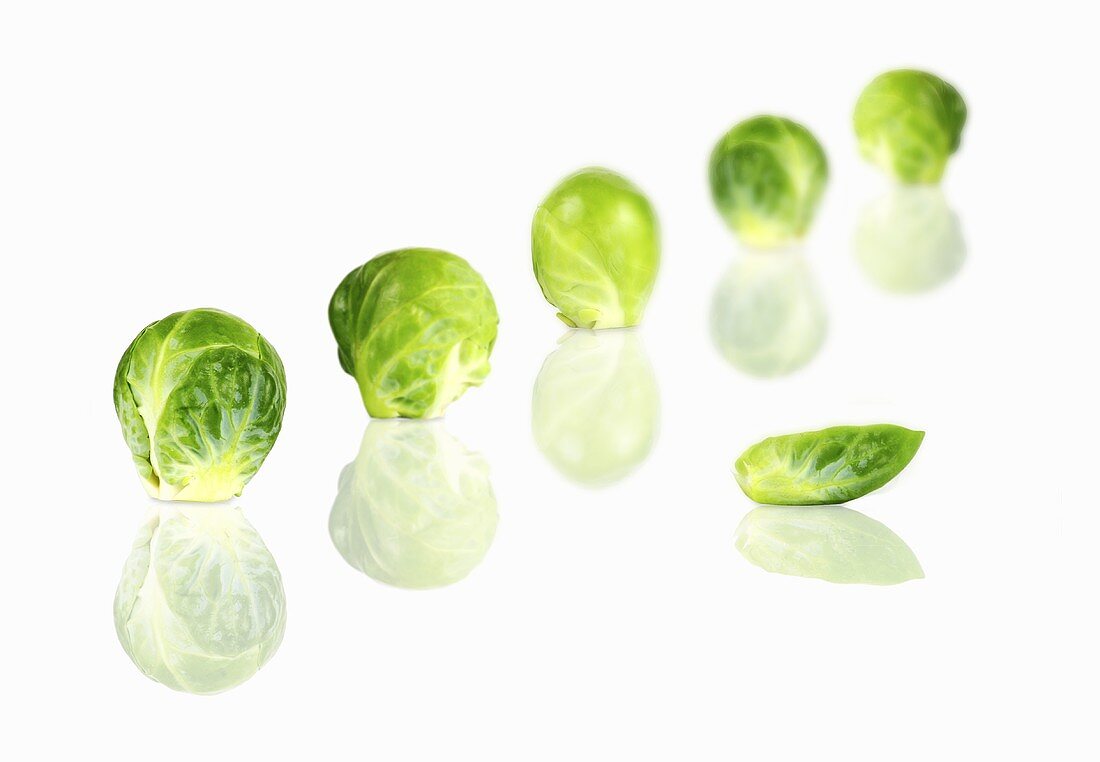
xmin=328 ymin=248 xmax=499 ymax=419
xmin=734 ymin=424 xmax=924 ymax=505
xmin=113 ymin=332 xmax=157 ymax=493
xmin=734 ymin=505 xmax=924 ymax=585
xmin=708 ymin=115 xmax=828 ymax=248
xmin=853 ymin=69 xmax=967 ymax=184
xmin=154 ymin=342 xmax=285 ymax=501
xmin=113 ymin=308 xmax=286 ymax=500
xmin=531 ymin=167 xmax=660 ymax=329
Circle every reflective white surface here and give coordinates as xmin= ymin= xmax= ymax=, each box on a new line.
xmin=2 ymin=2 xmax=1089 ymax=760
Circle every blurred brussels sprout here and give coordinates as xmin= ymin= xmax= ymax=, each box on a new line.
xmin=854 ymin=69 xmax=967 ymax=184
xmin=114 ymin=504 xmax=286 ymax=694
xmin=710 ymin=250 xmax=826 ymax=377
xmin=532 ymin=167 xmax=660 ymax=329
xmin=854 ymin=185 xmax=966 ymax=293
xmin=532 ymin=330 xmax=659 ymax=486
xmin=329 ymin=248 xmax=499 ymax=419
xmin=113 ymin=308 xmax=286 ymax=501
xmin=330 ymin=421 xmax=498 ymax=589
xmin=708 ymin=116 xmax=828 ymax=248
xmin=734 ymin=505 xmax=924 ymax=585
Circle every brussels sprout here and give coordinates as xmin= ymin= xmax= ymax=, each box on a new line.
xmin=853 ymin=69 xmax=967 ymax=184
xmin=114 ymin=504 xmax=286 ymax=694
xmin=735 ymin=425 xmax=924 ymax=505
xmin=113 ymin=308 xmax=286 ymax=502
xmin=330 ymin=421 xmax=498 ymax=589
xmin=710 ymin=250 xmax=826 ymax=377
xmin=854 ymin=185 xmax=966 ymax=293
xmin=531 ymin=167 xmax=660 ymax=329
xmin=532 ymin=330 xmax=659 ymax=486
xmin=329 ymin=248 xmax=498 ymax=419
xmin=734 ymin=505 xmax=924 ymax=585
xmin=708 ymin=116 xmax=828 ymax=248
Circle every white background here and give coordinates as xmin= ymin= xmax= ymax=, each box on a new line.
xmin=1 ymin=1 xmax=1094 ymax=759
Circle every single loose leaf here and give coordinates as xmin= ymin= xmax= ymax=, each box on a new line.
xmin=734 ymin=424 xmax=924 ymax=505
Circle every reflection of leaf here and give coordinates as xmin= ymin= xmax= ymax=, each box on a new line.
xmin=329 ymin=421 xmax=498 ymax=589
xmin=734 ymin=505 xmax=923 ymax=585
xmin=854 ymin=186 xmax=966 ymax=294
xmin=531 ymin=330 xmax=660 ymax=487
xmin=710 ymin=250 xmax=826 ymax=378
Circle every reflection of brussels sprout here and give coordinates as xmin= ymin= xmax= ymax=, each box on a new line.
xmin=113 ymin=309 xmax=287 ymax=501
xmin=330 ymin=421 xmax=498 ymax=589
xmin=710 ymin=251 xmax=826 ymax=377
xmin=854 ymin=186 xmax=966 ymax=293
xmin=854 ymin=69 xmax=967 ymax=184
xmin=734 ymin=505 xmax=924 ymax=585
xmin=532 ymin=330 xmax=659 ymax=486
xmin=329 ymin=249 xmax=499 ymax=419
xmin=708 ymin=116 xmax=828 ymax=249
xmin=531 ymin=168 xmax=660 ymax=329
xmin=114 ymin=504 xmax=286 ymax=694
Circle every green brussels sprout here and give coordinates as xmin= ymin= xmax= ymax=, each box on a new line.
xmin=330 ymin=421 xmax=498 ymax=589
xmin=734 ymin=505 xmax=924 ymax=585
xmin=735 ymin=424 xmax=925 ymax=505
xmin=854 ymin=186 xmax=966 ymax=293
xmin=710 ymin=250 xmax=826 ymax=377
xmin=114 ymin=504 xmax=286 ymax=694
xmin=853 ymin=69 xmax=967 ymax=184
xmin=532 ymin=330 xmax=659 ymax=486
xmin=113 ymin=308 xmax=286 ymax=502
xmin=708 ymin=116 xmax=829 ymax=248
xmin=531 ymin=167 xmax=660 ymax=329
xmin=329 ymin=249 xmax=498 ymax=419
